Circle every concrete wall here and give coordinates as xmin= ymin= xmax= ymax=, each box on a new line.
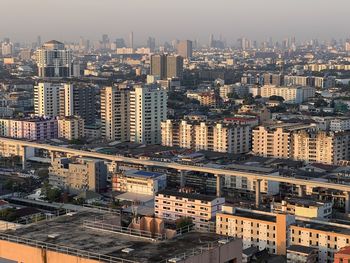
xmin=0 ymin=240 xmax=100 ymax=263
xmin=178 ymin=239 xmax=242 ymax=263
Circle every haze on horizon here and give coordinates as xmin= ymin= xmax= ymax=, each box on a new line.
xmin=1 ymin=0 xmax=350 ymax=45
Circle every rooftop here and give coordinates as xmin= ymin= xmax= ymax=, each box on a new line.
xmin=287 ymin=245 xmax=317 ymax=254
xmin=124 ymin=170 xmax=164 ymax=179
xmin=156 ymin=190 xmax=220 ymax=202
xmin=3 ymin=211 xmax=231 ymax=263
xmin=293 ymin=220 xmax=350 ymax=235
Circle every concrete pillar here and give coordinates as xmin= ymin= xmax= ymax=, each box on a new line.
xmin=298 ymin=185 xmax=305 ymax=197
xmin=345 ymin=192 xmax=350 ymax=214
xmin=216 ymin=174 xmax=223 ymax=197
xmin=50 ymin=151 xmax=56 ymax=163
xmin=179 ymin=170 xmax=186 ymax=188
xmin=21 ymin=146 xmax=27 ymax=170
xmin=112 ymin=161 xmax=119 ymax=173
xmin=255 ymin=179 xmax=262 ymax=208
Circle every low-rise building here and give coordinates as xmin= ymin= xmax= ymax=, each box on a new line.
xmin=289 ymin=220 xmax=350 ymax=262
xmin=252 ymin=123 xmax=315 ymax=159
xmin=112 ymin=170 xmax=167 ymax=195
xmin=286 ymin=245 xmax=318 ymax=263
xmin=216 ymin=206 xmax=294 ymax=255
xmin=271 ymin=198 xmax=332 ymax=219
xmin=260 ymin=85 xmax=315 ymax=104
xmin=155 ymin=190 xmax=225 ymax=231
xmin=57 ymin=116 xmax=84 ymax=140
xmin=0 ymin=117 xmax=58 ymax=141
xmin=330 ymin=117 xmax=350 ymax=131
xmin=334 ymin=246 xmax=350 ymax=263
xmin=49 ymin=157 xmax=107 ymax=193
xmin=162 ymin=119 xmax=251 ymax=154
xmin=0 ymin=140 xmax=34 ymax=158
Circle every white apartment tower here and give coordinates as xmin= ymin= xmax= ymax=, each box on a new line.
xmin=100 ymin=86 xmax=130 ymax=142
xmin=34 ymin=83 xmax=61 ymax=117
xmin=130 ymin=85 xmax=167 ymax=144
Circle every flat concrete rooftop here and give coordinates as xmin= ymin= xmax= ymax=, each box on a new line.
xmin=3 ymin=211 xmax=232 ymax=263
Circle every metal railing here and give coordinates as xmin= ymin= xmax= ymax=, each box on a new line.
xmin=0 ymin=233 xmax=138 ymax=263
xmin=83 ymin=220 xmax=165 ymax=241
xmin=82 ymin=204 xmax=121 ymax=215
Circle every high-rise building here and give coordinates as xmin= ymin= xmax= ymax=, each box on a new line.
xmin=166 ymin=55 xmax=183 ymax=79
xmin=36 ymin=40 xmax=72 ymax=78
xmin=59 ymin=84 xmax=96 ymax=125
xmin=130 ymin=84 xmax=167 ymax=144
xmin=100 ymin=86 xmax=130 ymax=142
xmin=37 ymin=35 xmax=41 ymax=47
xmin=115 ymin=38 xmax=126 ymax=48
xmin=147 ymin=36 xmax=156 ymax=52
xmin=150 ymin=54 xmax=167 ymax=80
xmin=34 ymin=83 xmax=61 ymax=117
xmin=1 ymin=42 xmax=13 ymax=56
xmin=209 ymin=34 xmax=214 ymax=48
xmin=129 ymin=31 xmax=134 ymax=49
xmin=151 ymin=54 xmax=184 ymax=80
xmin=177 ymin=40 xmax=193 ymax=58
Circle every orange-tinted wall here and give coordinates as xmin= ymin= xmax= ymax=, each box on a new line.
xmin=276 ymin=213 xmax=287 ymax=255
xmin=0 ymin=240 xmax=100 ymax=263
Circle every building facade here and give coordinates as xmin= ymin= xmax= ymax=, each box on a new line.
xmin=155 ymin=190 xmax=225 ymax=231
xmin=34 ymin=83 xmax=61 ymax=117
xmin=130 ymin=85 xmax=167 ymax=145
xmin=260 ymin=85 xmax=315 ymax=104
xmin=216 ymin=206 xmax=293 ymax=255
xmin=36 ymin=40 xmax=72 ymax=78
xmin=59 ymin=84 xmax=96 ymax=125
xmin=0 ymin=117 xmax=57 ymax=141
xmin=100 ymin=86 xmax=130 ymax=142
xmin=49 ymin=157 xmax=107 ymax=193
xmin=112 ymin=170 xmax=167 ymax=195
xmin=162 ymin=119 xmax=251 ymax=154
xmin=57 ymin=116 xmax=84 ymax=140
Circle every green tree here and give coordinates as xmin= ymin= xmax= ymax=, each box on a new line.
xmin=269 ymin=95 xmax=285 ymax=102
xmin=176 ymin=217 xmax=193 ymax=229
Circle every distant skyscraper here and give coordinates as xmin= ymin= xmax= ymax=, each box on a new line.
xmin=129 ymin=31 xmax=134 ymax=49
xmin=209 ymin=34 xmax=214 ymax=48
xmin=1 ymin=42 xmax=13 ymax=56
xmin=166 ymin=55 xmax=183 ymax=79
xmin=37 ymin=36 xmax=41 ymax=47
xmin=177 ymin=40 xmax=193 ymax=58
xmin=147 ymin=37 xmax=156 ymax=52
xmin=36 ymin=40 xmax=72 ymax=78
xmin=115 ymin=38 xmax=126 ymax=48
xmin=151 ymin=54 xmax=183 ymax=80
xmin=151 ymin=54 xmax=167 ymax=80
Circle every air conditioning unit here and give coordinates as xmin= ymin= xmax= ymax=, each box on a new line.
xmin=168 ymin=258 xmax=182 ymax=263
xmin=121 ymin=248 xmax=134 ymax=254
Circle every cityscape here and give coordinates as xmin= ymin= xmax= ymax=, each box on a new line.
xmin=2 ymin=1 xmax=350 ymax=263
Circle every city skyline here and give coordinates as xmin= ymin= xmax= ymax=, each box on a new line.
xmin=1 ymin=0 xmax=350 ymax=44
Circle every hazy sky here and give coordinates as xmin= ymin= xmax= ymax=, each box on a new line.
xmin=1 ymin=0 xmax=350 ymax=45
